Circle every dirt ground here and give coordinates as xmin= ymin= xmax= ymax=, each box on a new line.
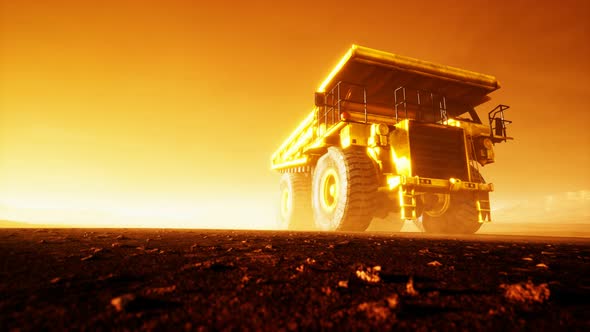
xmin=1 ymin=228 xmax=589 ymax=331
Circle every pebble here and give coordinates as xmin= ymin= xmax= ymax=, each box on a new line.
xmin=111 ymin=294 xmax=137 ymax=312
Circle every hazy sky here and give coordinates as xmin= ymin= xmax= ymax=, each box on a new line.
xmin=1 ymin=0 xmax=589 ymax=227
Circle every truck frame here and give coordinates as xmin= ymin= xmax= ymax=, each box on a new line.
xmin=272 ymin=45 xmax=512 ymax=234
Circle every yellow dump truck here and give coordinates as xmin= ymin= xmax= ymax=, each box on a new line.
xmin=272 ymin=45 xmax=512 ymax=234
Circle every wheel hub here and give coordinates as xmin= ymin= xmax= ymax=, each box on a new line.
xmin=320 ymin=169 xmax=339 ymax=212
xmin=280 ymin=188 xmax=291 ymax=219
xmin=423 ymin=193 xmax=450 ymax=217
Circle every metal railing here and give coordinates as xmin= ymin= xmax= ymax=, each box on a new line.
xmin=394 ymin=87 xmax=448 ymax=123
xmin=318 ymin=82 xmax=451 ymax=132
xmin=320 ymin=81 xmax=368 ymax=131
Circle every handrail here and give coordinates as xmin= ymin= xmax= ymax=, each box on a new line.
xmin=394 ymin=86 xmax=447 ymax=123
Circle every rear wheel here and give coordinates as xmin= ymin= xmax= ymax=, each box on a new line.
xmin=312 ymin=147 xmax=377 ymax=231
xmin=278 ymin=173 xmax=312 ymax=230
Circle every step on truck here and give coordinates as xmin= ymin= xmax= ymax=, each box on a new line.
xmin=271 ymin=45 xmax=512 ymax=234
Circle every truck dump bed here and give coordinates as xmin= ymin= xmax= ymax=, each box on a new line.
xmin=318 ymin=45 xmax=499 ymax=107
xmin=272 ymin=45 xmax=500 ymax=171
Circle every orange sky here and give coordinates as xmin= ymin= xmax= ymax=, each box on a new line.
xmin=1 ymin=0 xmax=589 ymax=227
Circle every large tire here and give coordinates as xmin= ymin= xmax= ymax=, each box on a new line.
xmin=417 ymin=167 xmax=486 ymax=234
xmin=278 ymin=173 xmax=312 ymax=230
xmin=420 ymin=195 xmax=481 ymax=234
xmin=311 ymin=147 xmax=378 ymax=231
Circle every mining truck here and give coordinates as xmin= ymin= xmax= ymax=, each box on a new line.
xmin=271 ymin=45 xmax=512 ymax=234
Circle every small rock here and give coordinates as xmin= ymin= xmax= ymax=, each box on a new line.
xmin=536 ymin=263 xmax=549 ymax=269
xmin=50 ymin=277 xmax=62 ymax=284
xmin=111 ymin=294 xmax=136 ymax=312
xmin=427 ymin=260 xmax=442 ymax=267
xmin=357 ymin=302 xmax=390 ymax=322
xmin=338 ymin=280 xmax=349 ymax=288
xmin=386 ymin=294 xmax=399 ymax=309
xmin=90 ymin=247 xmax=103 ymax=254
xmin=356 ymin=266 xmax=381 ymax=283
xmin=194 ymin=261 xmax=212 ymax=268
xmin=522 ymin=257 xmax=533 ymax=261
xmin=81 ymin=255 xmax=95 ymax=261
xmin=116 ymin=235 xmax=128 ymax=240
xmin=501 ymin=280 xmax=550 ymax=303
xmin=406 ymin=277 xmax=419 ymax=296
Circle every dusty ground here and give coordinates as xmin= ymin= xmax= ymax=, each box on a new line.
xmin=0 ymin=228 xmax=589 ymax=331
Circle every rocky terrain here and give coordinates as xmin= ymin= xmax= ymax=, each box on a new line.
xmin=0 ymin=228 xmax=589 ymax=330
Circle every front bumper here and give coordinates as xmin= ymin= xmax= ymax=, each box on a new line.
xmin=383 ymin=174 xmax=493 ymax=223
xmin=383 ymin=174 xmax=493 ymax=193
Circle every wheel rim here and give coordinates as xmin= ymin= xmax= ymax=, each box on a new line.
xmin=424 ymin=193 xmax=450 ymax=217
xmin=319 ymin=169 xmax=339 ymax=213
xmin=280 ymin=187 xmax=291 ymax=220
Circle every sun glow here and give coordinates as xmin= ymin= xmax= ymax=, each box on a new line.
xmin=1 ymin=0 xmax=589 ymax=230
xmin=0 ymin=193 xmax=278 ymax=229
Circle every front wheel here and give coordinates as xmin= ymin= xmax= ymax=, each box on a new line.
xmin=417 ymin=195 xmax=481 ymax=234
xmin=415 ymin=168 xmax=487 ymax=234
xmin=311 ymin=147 xmax=377 ymax=231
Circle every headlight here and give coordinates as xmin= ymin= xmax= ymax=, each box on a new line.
xmin=376 ymin=123 xmax=389 ymax=136
xmin=483 ymin=138 xmax=493 ymax=149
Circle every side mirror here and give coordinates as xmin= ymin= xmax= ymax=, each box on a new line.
xmin=314 ymin=92 xmax=325 ymax=107
xmin=494 ymin=118 xmax=504 ymax=136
